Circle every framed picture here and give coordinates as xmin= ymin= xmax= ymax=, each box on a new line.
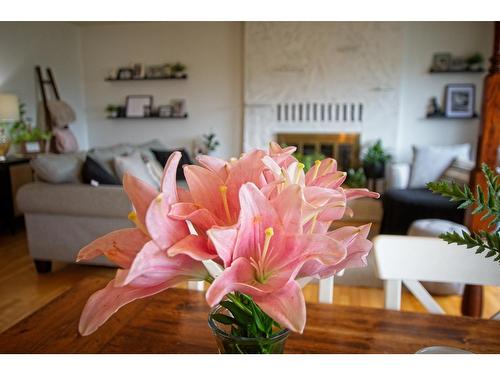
xmin=125 ymin=95 xmax=153 ymax=118
xmin=117 ymin=68 xmax=134 ymax=80
xmin=171 ymin=99 xmax=186 ymax=117
xmin=449 ymin=57 xmax=467 ymax=72
xmin=431 ymin=53 xmax=452 ymax=72
xmin=158 ymin=105 xmax=173 ymax=118
xmin=444 ymin=84 xmax=475 ymax=118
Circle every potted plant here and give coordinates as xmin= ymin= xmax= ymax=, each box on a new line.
xmin=10 ymin=103 xmax=52 ymax=154
xmin=75 ymin=143 xmax=380 ymax=353
xmin=171 ymin=62 xmax=187 ymax=78
xmin=345 ymin=167 xmax=367 ymax=188
xmin=362 ymin=140 xmax=391 ymax=180
xmin=466 ymin=53 xmax=484 ymax=72
xmin=203 ymin=132 xmax=220 ymax=155
xmin=105 ymin=104 xmax=119 ymax=118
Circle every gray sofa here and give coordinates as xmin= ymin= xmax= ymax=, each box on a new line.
xmin=18 ymin=182 xmax=132 ymax=272
xmin=17 ymin=140 xmax=169 ymax=273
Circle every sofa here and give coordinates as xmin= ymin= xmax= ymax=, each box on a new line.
xmin=17 ymin=139 xmax=189 ymax=273
xmin=381 ymin=144 xmax=474 ymax=235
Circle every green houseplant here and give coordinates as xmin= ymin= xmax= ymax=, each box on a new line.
xmin=428 ymin=164 xmax=500 ymax=263
xmin=362 ymin=140 xmax=391 ymax=180
xmin=10 ymin=103 xmax=51 ymax=154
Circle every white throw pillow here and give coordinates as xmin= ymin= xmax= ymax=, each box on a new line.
xmin=114 ymin=151 xmax=160 ymax=188
xmin=408 ymin=144 xmax=471 ymax=188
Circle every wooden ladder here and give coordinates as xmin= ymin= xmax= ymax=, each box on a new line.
xmin=35 ymin=66 xmax=60 ymax=153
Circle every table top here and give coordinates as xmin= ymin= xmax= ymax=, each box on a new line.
xmin=1 ymin=277 xmax=499 ymax=354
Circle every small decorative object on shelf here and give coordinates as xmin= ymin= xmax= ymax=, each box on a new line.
xmin=75 ymin=143 xmax=380 ymax=354
xmin=106 ymin=62 xmax=188 ymax=80
xmin=105 ymin=104 xmax=120 ymax=118
xmin=157 ymin=105 xmax=173 ymax=118
xmin=430 ymin=52 xmax=485 ymax=73
xmin=426 ymin=96 xmax=441 ymax=117
xmin=345 ymin=167 xmax=367 ymax=188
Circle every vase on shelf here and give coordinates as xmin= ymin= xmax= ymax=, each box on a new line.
xmin=208 ymin=305 xmax=290 ymax=354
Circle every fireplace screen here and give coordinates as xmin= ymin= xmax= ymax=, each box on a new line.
xmin=276 ymin=133 xmax=360 ymax=171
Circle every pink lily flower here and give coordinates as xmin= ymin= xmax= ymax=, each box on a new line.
xmin=206 ymin=182 xmax=347 ymax=332
xmin=169 ymin=150 xmax=265 ymax=234
xmin=77 ymin=152 xmax=209 ymax=336
xmin=298 ymin=224 xmax=372 ymax=279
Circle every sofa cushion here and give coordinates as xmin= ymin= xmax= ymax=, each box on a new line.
xmin=81 ymin=156 xmax=120 ymax=185
xmin=440 ymin=158 xmax=475 ymax=186
xmin=30 ymin=152 xmax=85 ymax=183
xmin=114 ymin=151 xmax=160 ymax=188
xmin=88 ymin=143 xmax=134 ymax=176
xmin=152 ymin=148 xmax=192 ymax=180
xmin=409 ymin=144 xmax=471 ymax=188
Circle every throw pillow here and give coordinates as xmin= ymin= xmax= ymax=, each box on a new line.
xmin=30 ymin=152 xmax=85 ymax=184
xmin=152 ymin=148 xmax=193 ymax=180
xmin=114 ymin=151 xmax=160 ymax=188
xmin=88 ymin=143 xmax=134 ymax=177
xmin=81 ymin=156 xmax=120 ymax=185
xmin=440 ymin=158 xmax=475 ymax=186
xmin=408 ymin=144 xmax=471 ymax=188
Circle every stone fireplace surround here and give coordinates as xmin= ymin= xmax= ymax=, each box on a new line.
xmin=243 ymin=22 xmax=402 ymax=157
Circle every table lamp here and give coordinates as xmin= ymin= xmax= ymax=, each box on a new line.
xmin=0 ymin=93 xmax=20 ymax=161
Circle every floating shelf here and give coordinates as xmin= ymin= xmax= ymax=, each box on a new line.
xmin=429 ymin=69 xmax=484 ymax=74
xmin=107 ymin=114 xmax=188 ymax=120
xmin=105 ymin=75 xmax=187 ymax=81
xmin=425 ymin=113 xmax=479 ymax=120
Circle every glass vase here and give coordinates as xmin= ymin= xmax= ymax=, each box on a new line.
xmin=208 ymin=305 xmax=290 ymax=354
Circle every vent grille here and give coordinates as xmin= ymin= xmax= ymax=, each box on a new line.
xmin=276 ymin=102 xmax=363 ymax=123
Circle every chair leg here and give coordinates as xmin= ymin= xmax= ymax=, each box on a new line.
xmin=34 ymin=259 xmax=52 ymax=274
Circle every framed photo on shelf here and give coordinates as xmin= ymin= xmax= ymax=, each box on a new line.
xmin=444 ymin=84 xmax=475 ymax=118
xmin=431 ymin=52 xmax=452 ymax=72
xmin=125 ymin=95 xmax=153 ymax=118
xmin=171 ymin=99 xmax=186 ymax=117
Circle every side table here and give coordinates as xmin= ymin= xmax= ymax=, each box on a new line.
xmin=0 ymin=156 xmax=33 ymax=233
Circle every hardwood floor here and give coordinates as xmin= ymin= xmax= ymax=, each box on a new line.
xmin=0 ymin=229 xmax=499 ymax=334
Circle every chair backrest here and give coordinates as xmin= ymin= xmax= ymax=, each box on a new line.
xmin=373 ymin=235 xmax=500 ymax=314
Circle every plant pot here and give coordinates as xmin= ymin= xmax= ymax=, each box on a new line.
xmin=208 ymin=305 xmax=290 ymax=354
xmin=363 ymin=162 xmax=385 ymax=179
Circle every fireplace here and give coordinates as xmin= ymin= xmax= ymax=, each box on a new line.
xmin=276 ymin=133 xmax=360 ymax=170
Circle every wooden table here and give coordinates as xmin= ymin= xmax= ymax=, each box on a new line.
xmin=1 ymin=277 xmax=499 ymax=354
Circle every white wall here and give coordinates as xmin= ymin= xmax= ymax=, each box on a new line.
xmin=0 ymin=22 xmax=88 ymax=149
xmin=396 ymin=22 xmax=493 ymax=162
xmin=80 ymin=22 xmax=243 ymax=159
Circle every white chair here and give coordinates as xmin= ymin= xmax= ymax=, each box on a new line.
xmin=373 ymin=235 xmax=500 ymax=314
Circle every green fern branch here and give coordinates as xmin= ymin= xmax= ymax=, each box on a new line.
xmin=427 ymin=163 xmax=500 ymax=264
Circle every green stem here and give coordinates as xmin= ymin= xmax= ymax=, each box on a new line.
xmin=227 ymin=294 xmax=253 ymax=315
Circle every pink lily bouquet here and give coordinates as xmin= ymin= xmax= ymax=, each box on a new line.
xmin=77 ymin=142 xmax=379 ymax=353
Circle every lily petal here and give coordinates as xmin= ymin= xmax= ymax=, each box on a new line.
xmin=78 ymin=277 xmax=184 ymax=336
xmin=76 ymin=228 xmax=148 ymax=268
xmin=160 ymin=151 xmax=181 ymax=202
xmin=167 ymin=234 xmax=217 ymax=261
xmin=196 ymin=154 xmax=229 ymax=181
xmin=253 ymin=280 xmax=306 ymax=333
xmin=123 ymin=173 xmax=158 ymax=227
xmin=206 ymin=226 xmax=238 ymax=267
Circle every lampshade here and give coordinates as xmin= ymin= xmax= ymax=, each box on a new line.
xmin=0 ymin=93 xmax=20 ymax=121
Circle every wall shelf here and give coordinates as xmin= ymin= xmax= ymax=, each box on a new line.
xmin=428 ymin=69 xmax=484 ymax=74
xmin=424 ymin=113 xmax=479 ymax=120
xmin=105 ymin=75 xmax=187 ymax=81
xmin=107 ymin=114 xmax=188 ymax=120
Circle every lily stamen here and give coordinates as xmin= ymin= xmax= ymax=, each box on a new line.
xmin=295 ymin=163 xmax=305 ymax=184
xmin=312 ymin=159 xmax=321 ymax=180
xmin=261 ymin=227 xmax=274 ymax=263
xmin=219 ymin=185 xmax=232 ymax=223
